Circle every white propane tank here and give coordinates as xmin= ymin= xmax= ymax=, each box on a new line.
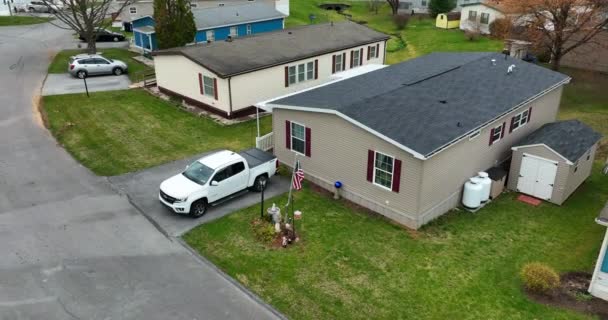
xmin=477 ymin=172 xmax=492 ymax=202
xmin=463 ymin=178 xmax=483 ymax=209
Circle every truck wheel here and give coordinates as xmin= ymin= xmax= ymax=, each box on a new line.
xmin=252 ymin=175 xmax=268 ymax=192
xmin=190 ymin=199 xmax=208 ymax=218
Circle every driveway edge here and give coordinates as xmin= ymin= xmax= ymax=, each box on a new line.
xmin=176 ymin=237 xmax=289 ymax=320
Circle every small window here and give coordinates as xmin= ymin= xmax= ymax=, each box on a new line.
xmin=288 ymin=62 xmax=315 ymax=85
xmin=352 ymin=50 xmax=361 ymax=67
xmin=203 ymin=76 xmax=215 ymax=98
xmin=288 ymin=66 xmax=297 ymax=85
xmin=469 ymin=129 xmax=481 ymax=140
xmin=190 ymin=3 xmax=197 ymax=7
xmin=291 ymin=122 xmax=306 ymax=154
xmin=306 ymin=61 xmax=314 ymax=80
xmin=246 ymin=24 xmax=252 ymax=35
xmin=374 ymin=151 xmax=394 ymax=190
xmin=587 ymin=152 xmax=591 ymax=161
xmin=94 ymin=58 xmax=110 ymax=64
xmin=421 ymin=0 xmax=427 ymax=6
xmin=218 ymin=3 xmax=224 ymax=6
xmin=334 ymin=54 xmax=344 ymax=72
xmin=468 ymin=10 xmax=477 ymax=21
xmin=369 ymin=45 xmax=377 ymax=59
xmin=129 ymin=6 xmax=137 ymax=14
xmin=480 ymin=12 xmax=490 ymax=24
xmin=489 ymin=123 xmax=504 ymax=145
xmin=574 ymin=166 xmax=578 ymax=173
xmin=511 ymin=109 xmax=530 ymax=132
xmin=231 ymin=162 xmax=245 ymax=175
xmin=212 ymin=167 xmax=229 ymax=182
xmin=206 ymin=30 xmax=215 ymax=41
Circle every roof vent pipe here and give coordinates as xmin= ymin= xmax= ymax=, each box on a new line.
xmin=491 ymin=59 xmax=496 ymax=66
xmin=507 ymin=64 xmax=516 ymax=74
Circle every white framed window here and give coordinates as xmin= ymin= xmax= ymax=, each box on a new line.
xmin=469 ymin=129 xmax=481 ymax=140
xmin=373 ymin=151 xmax=394 ymax=190
xmin=288 ymin=62 xmax=316 ymax=85
xmin=510 ymin=109 xmax=530 ymax=132
xmin=369 ymin=45 xmax=377 ymax=59
xmin=129 ymin=6 xmax=137 ymax=14
xmin=246 ymin=24 xmax=252 ymax=35
xmin=206 ymin=30 xmax=215 ymax=41
xmin=291 ymin=122 xmax=306 ymax=155
xmin=229 ymin=26 xmax=238 ymax=37
xmin=489 ymin=123 xmax=504 ymax=145
xmin=480 ymin=12 xmax=490 ymax=24
xmin=190 ymin=3 xmax=197 ymax=8
xmin=334 ymin=54 xmax=344 ymax=72
xmin=352 ymin=50 xmax=361 ymax=67
xmin=203 ymin=76 xmax=215 ymax=98
xmin=468 ymin=10 xmax=477 ymax=21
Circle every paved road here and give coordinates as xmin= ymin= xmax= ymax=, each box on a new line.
xmin=0 ymin=22 xmax=281 ymax=320
xmin=109 ymin=152 xmax=290 ymax=237
xmin=42 ymin=74 xmax=131 ymax=96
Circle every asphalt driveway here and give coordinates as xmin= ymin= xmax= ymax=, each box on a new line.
xmin=109 ymin=152 xmax=290 ymax=237
xmin=42 ymin=73 xmax=131 ymax=96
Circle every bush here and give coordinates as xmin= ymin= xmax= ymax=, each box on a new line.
xmin=251 ymin=218 xmax=276 ymax=243
xmin=464 ymin=30 xmax=481 ymax=41
xmin=489 ymin=17 xmax=512 ymax=39
xmin=520 ymin=262 xmax=560 ymax=293
xmin=393 ymin=14 xmax=410 ymax=30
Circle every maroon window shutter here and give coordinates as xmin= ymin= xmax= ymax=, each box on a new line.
xmin=376 ymin=43 xmax=380 ymax=58
xmin=198 ymin=73 xmax=204 ymax=95
xmin=367 ymin=150 xmax=374 ymax=182
xmin=501 ymin=122 xmax=506 ymax=138
xmin=314 ymin=59 xmax=318 ymax=80
xmin=488 ymin=128 xmax=495 ymax=146
xmin=359 ymin=48 xmax=363 ymax=65
xmin=342 ymin=52 xmax=346 ymax=69
xmin=527 ymin=107 xmax=532 ymax=123
xmin=213 ymin=78 xmax=218 ymax=100
xmin=285 ymin=120 xmax=291 ymax=149
xmin=367 ymin=46 xmax=371 ymax=60
xmin=284 ymin=66 xmax=289 ymax=87
xmin=392 ymin=159 xmax=402 ymax=193
xmin=350 ymin=50 xmax=354 ymax=68
xmin=332 ymin=55 xmax=336 ymax=74
xmin=305 ymin=127 xmax=311 ymax=157
xmin=509 ymin=116 xmax=515 ymax=133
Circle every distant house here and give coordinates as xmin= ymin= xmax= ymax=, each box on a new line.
xmin=436 ymin=12 xmax=461 ymax=29
xmin=132 ymin=2 xmax=286 ymax=51
xmin=460 ymin=1 xmax=510 ymax=34
xmin=152 ymin=22 xmax=389 ymax=118
xmin=263 ymin=52 xmax=570 ymax=229
xmin=398 ymin=0 xmax=477 ymax=14
xmin=561 ymin=30 xmax=608 ymax=73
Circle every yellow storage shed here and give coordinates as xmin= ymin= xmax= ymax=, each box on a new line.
xmin=436 ymin=12 xmax=461 ymax=29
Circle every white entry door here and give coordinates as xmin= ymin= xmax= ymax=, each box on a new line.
xmin=517 ymin=154 xmax=558 ymax=200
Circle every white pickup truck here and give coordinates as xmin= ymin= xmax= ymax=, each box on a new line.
xmin=159 ymin=148 xmax=278 ymax=217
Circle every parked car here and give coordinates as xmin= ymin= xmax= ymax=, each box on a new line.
xmin=27 ymin=1 xmax=61 ymax=13
xmin=68 ymin=54 xmax=128 ymax=79
xmin=159 ymin=148 xmax=278 ymax=217
xmin=78 ymin=29 xmax=126 ymax=42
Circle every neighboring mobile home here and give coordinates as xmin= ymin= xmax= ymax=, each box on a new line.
xmin=263 ymin=52 xmax=570 ymax=229
xmin=460 ymin=1 xmax=509 ymax=34
xmin=152 ymin=21 xmax=389 ymax=118
xmin=590 ymin=202 xmax=608 ymax=301
xmin=132 ymin=2 xmax=286 ymax=51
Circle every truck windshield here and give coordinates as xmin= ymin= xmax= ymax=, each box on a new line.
xmin=182 ymin=161 xmax=214 ymax=185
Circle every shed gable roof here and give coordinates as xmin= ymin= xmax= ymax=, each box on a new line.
xmin=271 ymin=52 xmax=571 ymax=159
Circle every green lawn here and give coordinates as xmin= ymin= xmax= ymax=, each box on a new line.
xmin=48 ymin=48 xmax=153 ymax=82
xmin=184 ymin=165 xmax=608 ymax=320
xmin=43 ymin=89 xmax=272 ymax=176
xmin=0 ymin=16 xmax=52 ymax=26
xmin=286 ymin=0 xmax=503 ymax=64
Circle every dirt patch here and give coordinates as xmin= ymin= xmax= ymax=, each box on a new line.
xmin=526 ymin=272 xmax=608 ymax=319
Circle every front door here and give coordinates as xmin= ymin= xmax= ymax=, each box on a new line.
xmin=517 ymin=154 xmax=558 ymax=200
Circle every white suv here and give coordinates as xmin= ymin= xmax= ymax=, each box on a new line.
xmin=68 ymin=54 xmax=128 ymax=79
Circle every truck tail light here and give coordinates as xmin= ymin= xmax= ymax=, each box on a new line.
xmin=69 ymin=64 xmax=75 ymax=70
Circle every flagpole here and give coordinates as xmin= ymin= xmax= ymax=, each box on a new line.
xmin=285 ymin=153 xmax=298 ymax=209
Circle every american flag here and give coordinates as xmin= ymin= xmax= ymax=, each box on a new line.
xmin=292 ymin=161 xmax=304 ymax=190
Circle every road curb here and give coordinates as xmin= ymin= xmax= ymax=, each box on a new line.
xmin=176 ymin=238 xmax=289 ymax=320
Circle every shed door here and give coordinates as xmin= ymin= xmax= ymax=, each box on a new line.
xmin=517 ymin=154 xmax=558 ymax=200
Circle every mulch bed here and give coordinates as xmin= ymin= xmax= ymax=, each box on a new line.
xmin=526 ymin=272 xmax=608 ymax=319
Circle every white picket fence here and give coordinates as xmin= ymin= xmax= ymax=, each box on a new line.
xmin=256 ymin=132 xmax=274 ymax=151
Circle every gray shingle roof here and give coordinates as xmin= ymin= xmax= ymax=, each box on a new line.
xmin=272 ymin=52 xmax=571 ymax=158
xmin=192 ymin=2 xmax=285 ymax=30
xmin=153 ymin=21 xmax=390 ymax=78
xmin=514 ymin=120 xmax=602 ymax=162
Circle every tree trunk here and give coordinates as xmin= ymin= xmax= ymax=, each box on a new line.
xmin=86 ymin=38 xmax=97 ymax=54
xmin=550 ymin=56 xmax=561 ymax=71
xmin=391 ymin=5 xmax=398 ymax=15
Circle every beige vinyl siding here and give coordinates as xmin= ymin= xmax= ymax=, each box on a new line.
xmin=229 ymin=41 xmax=386 ymax=112
xmin=154 ymin=55 xmax=230 ymax=114
xmin=273 ymin=109 xmax=423 ymax=228
xmin=418 ymin=85 xmax=564 ymax=218
xmin=563 ymin=143 xmax=597 ymax=202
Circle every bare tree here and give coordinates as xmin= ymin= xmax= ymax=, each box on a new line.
xmin=40 ymin=0 xmax=136 ymax=53
xmin=386 ymin=0 xmax=399 ymax=15
xmin=369 ymin=0 xmax=382 ymax=14
xmin=503 ymin=0 xmax=608 ymax=70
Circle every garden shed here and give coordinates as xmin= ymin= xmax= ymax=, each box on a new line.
xmin=435 ymin=12 xmax=460 ymax=29
xmin=508 ymin=120 xmax=601 ymax=204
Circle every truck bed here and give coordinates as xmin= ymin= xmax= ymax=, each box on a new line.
xmin=239 ymin=148 xmax=276 ymax=169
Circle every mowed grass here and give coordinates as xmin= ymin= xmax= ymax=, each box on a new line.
xmin=286 ymin=0 xmax=503 ymax=64
xmin=47 ymin=48 xmax=153 ymax=82
xmin=184 ymin=165 xmax=608 ymax=320
xmin=0 ymin=15 xmax=52 ymax=26
xmin=43 ymin=89 xmax=272 ymax=176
